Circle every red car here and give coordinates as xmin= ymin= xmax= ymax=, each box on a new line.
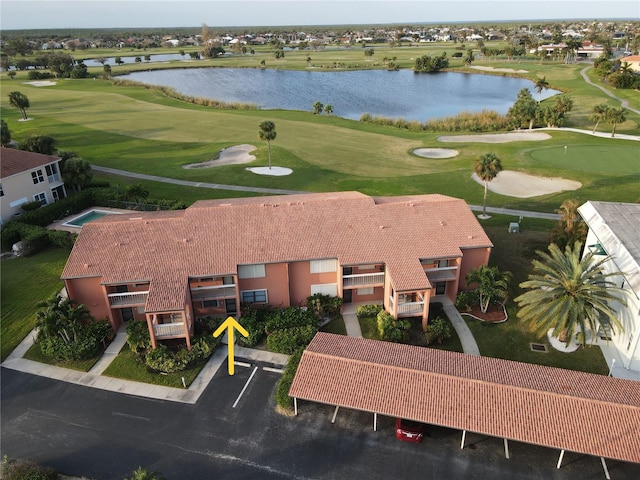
xmin=395 ymin=418 xmax=425 ymax=443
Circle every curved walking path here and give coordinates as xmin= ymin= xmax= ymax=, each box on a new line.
xmin=580 ymin=66 xmax=640 ymax=116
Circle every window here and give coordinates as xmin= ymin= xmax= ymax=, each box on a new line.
xmin=438 ymin=259 xmax=449 ymax=268
xmin=33 ymin=192 xmax=47 ymax=205
xmin=241 ymin=290 xmax=268 ymax=304
xmin=0 ymin=184 xmax=3 ymax=197
xmin=45 ymin=164 xmax=60 ymax=183
xmin=435 ymin=282 xmax=446 ymax=295
xmin=311 ymin=284 xmax=338 ymax=296
xmin=358 ymin=264 xmax=376 ymax=270
xmin=31 ymin=169 xmax=44 ymax=184
xmin=310 ymin=259 xmax=337 ymax=274
xmin=357 ymin=287 xmax=374 ymax=295
xmin=238 ymin=264 xmax=266 ymax=279
xmin=203 ymin=300 xmax=219 ymax=308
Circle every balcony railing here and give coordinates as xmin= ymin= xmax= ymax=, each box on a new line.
xmin=397 ymin=302 xmax=425 ymax=316
xmin=190 ymin=285 xmax=236 ymax=300
xmin=424 ymin=266 xmax=458 ymax=282
xmin=343 ymin=272 xmax=385 ymax=288
xmin=154 ymin=322 xmax=186 ymax=338
xmin=108 ymin=291 xmax=149 ymax=307
xmin=48 ymin=173 xmax=61 ymax=184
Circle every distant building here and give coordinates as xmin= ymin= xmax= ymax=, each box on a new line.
xmin=0 ymin=147 xmax=66 ymax=224
xmin=620 ymin=55 xmax=640 ymax=73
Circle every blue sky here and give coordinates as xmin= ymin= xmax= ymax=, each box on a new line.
xmin=2 ymin=0 xmax=638 ymax=30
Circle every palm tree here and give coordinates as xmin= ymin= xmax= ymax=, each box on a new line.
xmin=551 ymin=199 xmax=587 ymax=250
xmin=534 ymin=76 xmax=549 ymax=104
xmin=590 ymin=103 xmax=609 ymax=133
xmin=465 ymin=265 xmax=511 ymax=314
xmin=312 ymin=101 xmax=324 ymax=114
xmin=606 ymin=106 xmax=627 ymax=138
xmin=324 ymin=104 xmax=334 ymax=115
xmin=515 ymin=242 xmax=626 ymax=344
xmin=8 ymin=91 xmax=30 ymax=120
xmin=258 ymin=120 xmax=277 ymax=169
xmin=473 ymin=153 xmax=503 ymax=218
xmin=63 ymin=158 xmax=93 ymax=192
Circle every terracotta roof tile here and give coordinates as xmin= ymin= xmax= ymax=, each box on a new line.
xmin=1 ymin=147 xmax=61 ymax=179
xmin=62 ymin=192 xmax=492 ymax=312
xmin=290 ymin=333 xmax=640 ymax=463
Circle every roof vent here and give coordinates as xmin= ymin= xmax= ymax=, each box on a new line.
xmin=468 ymin=235 xmax=473 ymax=239
xmin=182 ymin=238 xmax=189 ymax=243
xmin=83 ymin=263 xmax=89 ymax=269
xmin=440 ymin=221 xmax=446 ymax=227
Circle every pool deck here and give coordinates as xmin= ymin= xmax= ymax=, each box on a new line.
xmin=47 ymin=207 xmax=138 ymax=232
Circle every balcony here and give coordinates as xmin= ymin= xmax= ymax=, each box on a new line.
xmin=343 ymin=272 xmax=385 ymax=288
xmin=190 ymin=284 xmax=236 ymax=301
xmin=425 ymin=266 xmax=458 ymax=282
xmin=389 ymin=294 xmax=425 ymax=317
xmin=154 ymin=322 xmax=186 ymax=338
xmin=108 ymin=291 xmax=149 ymax=308
xmin=48 ymin=173 xmax=61 ymax=184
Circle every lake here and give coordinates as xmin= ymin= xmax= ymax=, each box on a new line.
xmin=121 ymin=68 xmax=559 ymax=122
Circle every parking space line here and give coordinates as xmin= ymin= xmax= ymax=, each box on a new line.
xmin=234 ymin=361 xmax=251 ymax=368
xmin=232 ymin=366 xmax=258 ymax=408
xmin=263 ymin=367 xmax=285 ymax=374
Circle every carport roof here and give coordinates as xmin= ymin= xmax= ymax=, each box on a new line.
xmin=289 ymin=333 xmax=640 ymax=464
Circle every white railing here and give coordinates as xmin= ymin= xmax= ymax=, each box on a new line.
xmin=343 ymin=272 xmax=385 ymax=288
xmin=190 ymin=284 xmax=236 ymax=300
xmin=108 ymin=291 xmax=149 ymax=307
xmin=425 ymin=266 xmax=458 ymax=282
xmin=397 ymin=302 xmax=425 ymax=316
xmin=154 ymin=322 xmax=185 ymax=337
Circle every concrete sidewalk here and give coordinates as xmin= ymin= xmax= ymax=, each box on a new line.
xmin=1 ymin=327 xmax=289 ymax=405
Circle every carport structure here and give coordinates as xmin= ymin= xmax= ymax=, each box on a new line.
xmin=289 ymin=333 xmax=640 ymax=478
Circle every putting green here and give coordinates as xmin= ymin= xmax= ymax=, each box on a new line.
xmin=529 ymin=145 xmax=640 ymax=175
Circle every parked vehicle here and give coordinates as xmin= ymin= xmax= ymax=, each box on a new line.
xmin=395 ymin=418 xmax=425 ymax=443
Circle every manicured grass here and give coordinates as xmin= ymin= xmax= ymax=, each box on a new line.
xmin=0 ymin=248 xmax=70 ymax=362
xmin=102 ymin=344 xmax=205 ymax=388
xmin=464 ymin=312 xmax=608 ymax=375
xmin=320 ymin=316 xmax=347 ymax=335
xmin=22 ymin=342 xmax=102 ymax=372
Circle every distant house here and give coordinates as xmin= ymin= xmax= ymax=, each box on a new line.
xmin=620 ymin=55 xmax=640 ymax=73
xmin=0 ymin=147 xmax=66 ymax=224
xmin=578 ymin=201 xmax=640 ymax=376
xmin=61 ymin=192 xmax=492 ymax=350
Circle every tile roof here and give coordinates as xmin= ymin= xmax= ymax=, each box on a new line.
xmin=290 ymin=333 xmax=640 ymax=464
xmin=1 ymin=147 xmax=61 ymax=180
xmin=62 ymin=192 xmax=492 ymax=312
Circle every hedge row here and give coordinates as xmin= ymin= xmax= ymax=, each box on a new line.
xmin=275 ymin=348 xmax=304 ymax=410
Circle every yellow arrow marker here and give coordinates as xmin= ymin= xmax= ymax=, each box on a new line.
xmin=213 ymin=316 xmax=249 ymax=375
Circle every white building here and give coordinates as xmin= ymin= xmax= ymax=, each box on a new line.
xmin=0 ymin=147 xmax=66 ymax=224
xmin=579 ymin=201 xmax=640 ymax=379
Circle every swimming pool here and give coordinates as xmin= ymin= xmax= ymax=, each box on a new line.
xmin=63 ymin=209 xmax=120 ymax=228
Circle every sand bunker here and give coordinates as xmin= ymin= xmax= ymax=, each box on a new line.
xmin=246 ymin=167 xmax=293 ymax=176
xmin=470 ymin=66 xmax=529 ymax=74
xmin=413 ymin=148 xmax=459 ymax=159
xmin=183 ymin=144 xmax=256 ymax=168
xmin=439 ymin=132 xmax=551 ymax=143
xmin=472 ymin=170 xmax=581 ymax=198
xmin=24 ymin=80 xmax=58 ymax=87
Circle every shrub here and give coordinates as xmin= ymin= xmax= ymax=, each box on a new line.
xmin=1 ymin=456 xmax=57 ymax=480
xmin=306 ymin=294 xmax=342 ymax=319
xmin=423 ymin=317 xmax=453 ymax=345
xmin=275 ymin=348 xmax=304 ymax=410
xmin=145 ymin=345 xmax=188 ymax=373
xmin=124 ymin=467 xmax=166 ymax=480
xmin=376 ymin=310 xmax=410 ymax=343
xmin=126 ymin=320 xmax=151 ymax=353
xmin=21 ymin=201 xmax=43 ymax=212
xmin=266 ymin=324 xmax=317 ymax=354
xmin=355 ymin=304 xmax=383 ymax=319
xmin=264 ymin=307 xmax=315 ymax=335
xmin=27 ymin=71 xmax=53 ymax=80
xmin=38 ymin=320 xmax=111 ymax=361
xmin=455 ymin=291 xmax=476 ymax=312
xmin=237 ymin=305 xmax=268 ymax=347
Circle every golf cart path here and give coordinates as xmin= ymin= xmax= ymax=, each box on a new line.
xmin=580 ymin=66 xmax=640 ymax=116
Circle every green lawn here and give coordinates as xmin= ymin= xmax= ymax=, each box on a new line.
xmin=102 ymin=344 xmax=206 ymax=388
xmin=0 ymin=248 xmax=70 ymax=362
xmin=320 ymin=316 xmax=348 ymax=335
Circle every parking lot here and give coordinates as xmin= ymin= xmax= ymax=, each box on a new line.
xmin=2 ymin=358 xmax=640 ymax=479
